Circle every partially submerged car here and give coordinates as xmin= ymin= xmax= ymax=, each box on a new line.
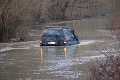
xmin=40 ymin=26 xmax=79 ymax=46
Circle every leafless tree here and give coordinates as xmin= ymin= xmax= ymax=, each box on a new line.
xmin=0 ymin=0 xmax=115 ymax=42
xmin=0 ymin=0 xmax=44 ymax=42
xmin=48 ymin=0 xmax=70 ymax=20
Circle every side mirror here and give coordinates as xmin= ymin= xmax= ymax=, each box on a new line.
xmin=75 ymin=36 xmax=79 ymax=41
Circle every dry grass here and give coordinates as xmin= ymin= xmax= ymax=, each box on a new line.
xmin=87 ymin=54 xmax=120 ymax=80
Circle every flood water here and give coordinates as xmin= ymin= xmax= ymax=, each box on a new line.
xmin=0 ymin=18 xmax=111 ymax=80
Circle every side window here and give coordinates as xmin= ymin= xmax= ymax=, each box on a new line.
xmin=64 ymin=30 xmax=74 ymax=40
xmin=70 ymin=31 xmax=74 ymax=37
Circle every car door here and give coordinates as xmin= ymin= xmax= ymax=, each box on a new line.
xmin=70 ymin=30 xmax=78 ymax=45
xmin=64 ymin=30 xmax=76 ymax=45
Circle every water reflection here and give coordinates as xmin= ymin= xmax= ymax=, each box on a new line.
xmin=40 ymin=46 xmax=79 ymax=61
xmin=39 ymin=46 xmax=85 ymax=79
xmin=40 ymin=46 xmax=79 ymax=65
xmin=64 ymin=47 xmax=67 ymax=56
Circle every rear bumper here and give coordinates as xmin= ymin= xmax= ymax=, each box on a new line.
xmin=40 ymin=44 xmax=66 ymax=46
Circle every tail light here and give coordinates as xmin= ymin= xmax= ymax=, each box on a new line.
xmin=40 ymin=38 xmax=42 ymax=44
xmin=64 ymin=39 xmax=66 ymax=44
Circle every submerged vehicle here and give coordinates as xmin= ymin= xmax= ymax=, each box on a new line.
xmin=40 ymin=26 xmax=79 ymax=46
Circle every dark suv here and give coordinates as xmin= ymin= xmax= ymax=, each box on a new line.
xmin=40 ymin=26 xmax=79 ymax=46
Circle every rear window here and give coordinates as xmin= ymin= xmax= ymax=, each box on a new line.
xmin=42 ymin=28 xmax=64 ymax=38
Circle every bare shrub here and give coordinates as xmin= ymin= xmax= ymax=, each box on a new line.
xmin=87 ymin=54 xmax=120 ymax=80
xmin=0 ymin=0 xmax=44 ymax=42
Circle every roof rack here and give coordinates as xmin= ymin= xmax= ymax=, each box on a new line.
xmin=46 ymin=26 xmax=68 ymax=29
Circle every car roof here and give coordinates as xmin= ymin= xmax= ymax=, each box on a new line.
xmin=46 ymin=26 xmax=68 ymax=29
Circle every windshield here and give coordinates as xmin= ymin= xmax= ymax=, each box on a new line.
xmin=42 ymin=28 xmax=64 ymax=38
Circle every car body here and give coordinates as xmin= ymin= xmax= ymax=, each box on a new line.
xmin=40 ymin=26 xmax=80 ymax=46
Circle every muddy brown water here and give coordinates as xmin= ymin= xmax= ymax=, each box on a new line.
xmin=0 ymin=18 xmax=112 ymax=80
